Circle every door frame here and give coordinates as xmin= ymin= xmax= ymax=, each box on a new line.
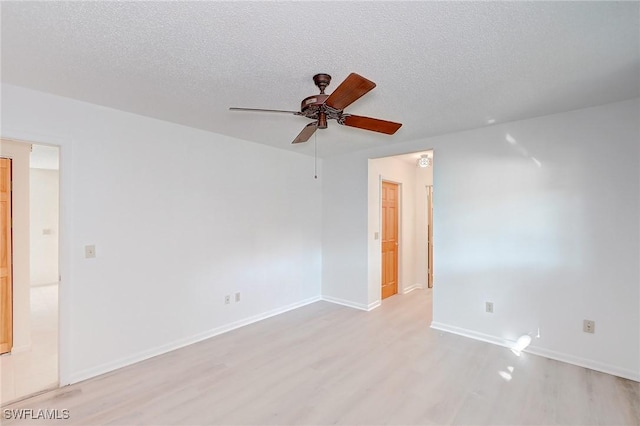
xmin=426 ymin=185 xmax=433 ymax=288
xmin=0 ymin=142 xmax=31 ymax=355
xmin=379 ymin=177 xmax=403 ymax=299
xmin=1 ymin=131 xmax=70 ymax=387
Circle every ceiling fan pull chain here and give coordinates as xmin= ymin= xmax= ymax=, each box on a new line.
xmin=314 ymin=131 xmax=318 ymax=179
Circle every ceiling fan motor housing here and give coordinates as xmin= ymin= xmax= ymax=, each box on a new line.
xmin=301 ymin=93 xmax=328 ymax=115
xmin=300 ymin=73 xmax=345 ymax=127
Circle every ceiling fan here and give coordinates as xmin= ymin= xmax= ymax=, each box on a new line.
xmin=230 ymin=73 xmax=402 ymax=144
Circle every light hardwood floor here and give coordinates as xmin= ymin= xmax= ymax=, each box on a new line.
xmin=2 ymin=289 xmax=639 ymax=425
xmin=1 ymin=284 xmax=58 ymax=404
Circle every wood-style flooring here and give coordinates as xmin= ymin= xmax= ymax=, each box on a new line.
xmin=1 ymin=284 xmax=58 ymax=404
xmin=2 ymin=289 xmax=639 ymax=425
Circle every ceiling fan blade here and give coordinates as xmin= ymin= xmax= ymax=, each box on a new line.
xmin=292 ymin=122 xmax=318 ymax=144
xmin=341 ymin=115 xmax=402 ymax=135
xmin=230 ymin=107 xmax=301 ymax=115
xmin=325 ymin=73 xmax=376 ymax=110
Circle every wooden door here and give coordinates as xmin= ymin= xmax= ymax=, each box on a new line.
xmin=0 ymin=158 xmax=12 ymax=354
xmin=381 ymin=181 xmax=398 ymax=299
xmin=427 ymin=186 xmax=434 ymax=288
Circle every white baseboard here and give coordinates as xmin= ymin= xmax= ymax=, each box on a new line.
xmin=322 ymin=286 xmax=423 ymax=311
xmin=320 ymin=296 xmax=382 ymax=312
xmin=31 ymin=281 xmax=59 ymax=288
xmin=430 ymin=322 xmax=513 ymax=348
xmin=321 ymin=295 xmax=370 ymax=311
xmin=525 ymin=345 xmax=640 ymax=383
xmin=430 ymin=322 xmax=639 ymax=383
xmin=367 ymin=300 xmax=381 ymax=311
xmin=68 ymin=295 xmax=322 ymax=384
xmin=402 ymin=284 xmax=422 ymax=294
xmin=10 ymin=344 xmax=31 ymax=354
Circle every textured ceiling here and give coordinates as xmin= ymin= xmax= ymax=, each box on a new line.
xmin=2 ymin=2 xmax=638 ymax=157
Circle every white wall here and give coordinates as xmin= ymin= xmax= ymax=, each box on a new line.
xmin=1 ymin=84 xmax=322 ymax=384
xmin=0 ymin=140 xmax=31 ymax=351
xmin=30 ymin=168 xmax=59 ymax=286
xmin=321 ymin=152 xmax=369 ymax=308
xmin=322 ymin=98 xmax=640 ymax=381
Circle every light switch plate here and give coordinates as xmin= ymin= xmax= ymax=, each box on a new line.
xmin=583 ymin=320 xmax=595 ymax=334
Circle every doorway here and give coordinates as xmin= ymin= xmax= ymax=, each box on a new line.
xmin=0 ymin=140 xmax=60 ymax=404
xmin=368 ymin=150 xmax=433 ymax=306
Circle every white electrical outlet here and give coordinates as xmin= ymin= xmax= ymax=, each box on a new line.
xmin=235 ymin=292 xmax=241 ymax=302
xmin=583 ymin=320 xmax=595 ymax=334
xmin=485 ymin=302 xmax=494 ymax=313
xmin=225 ymin=295 xmax=231 ymax=305
xmin=85 ymin=245 xmax=96 ymax=258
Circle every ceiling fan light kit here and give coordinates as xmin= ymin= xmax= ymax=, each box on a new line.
xmin=230 ymin=72 xmax=402 ymax=144
xmin=418 ymin=154 xmax=432 ymax=168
